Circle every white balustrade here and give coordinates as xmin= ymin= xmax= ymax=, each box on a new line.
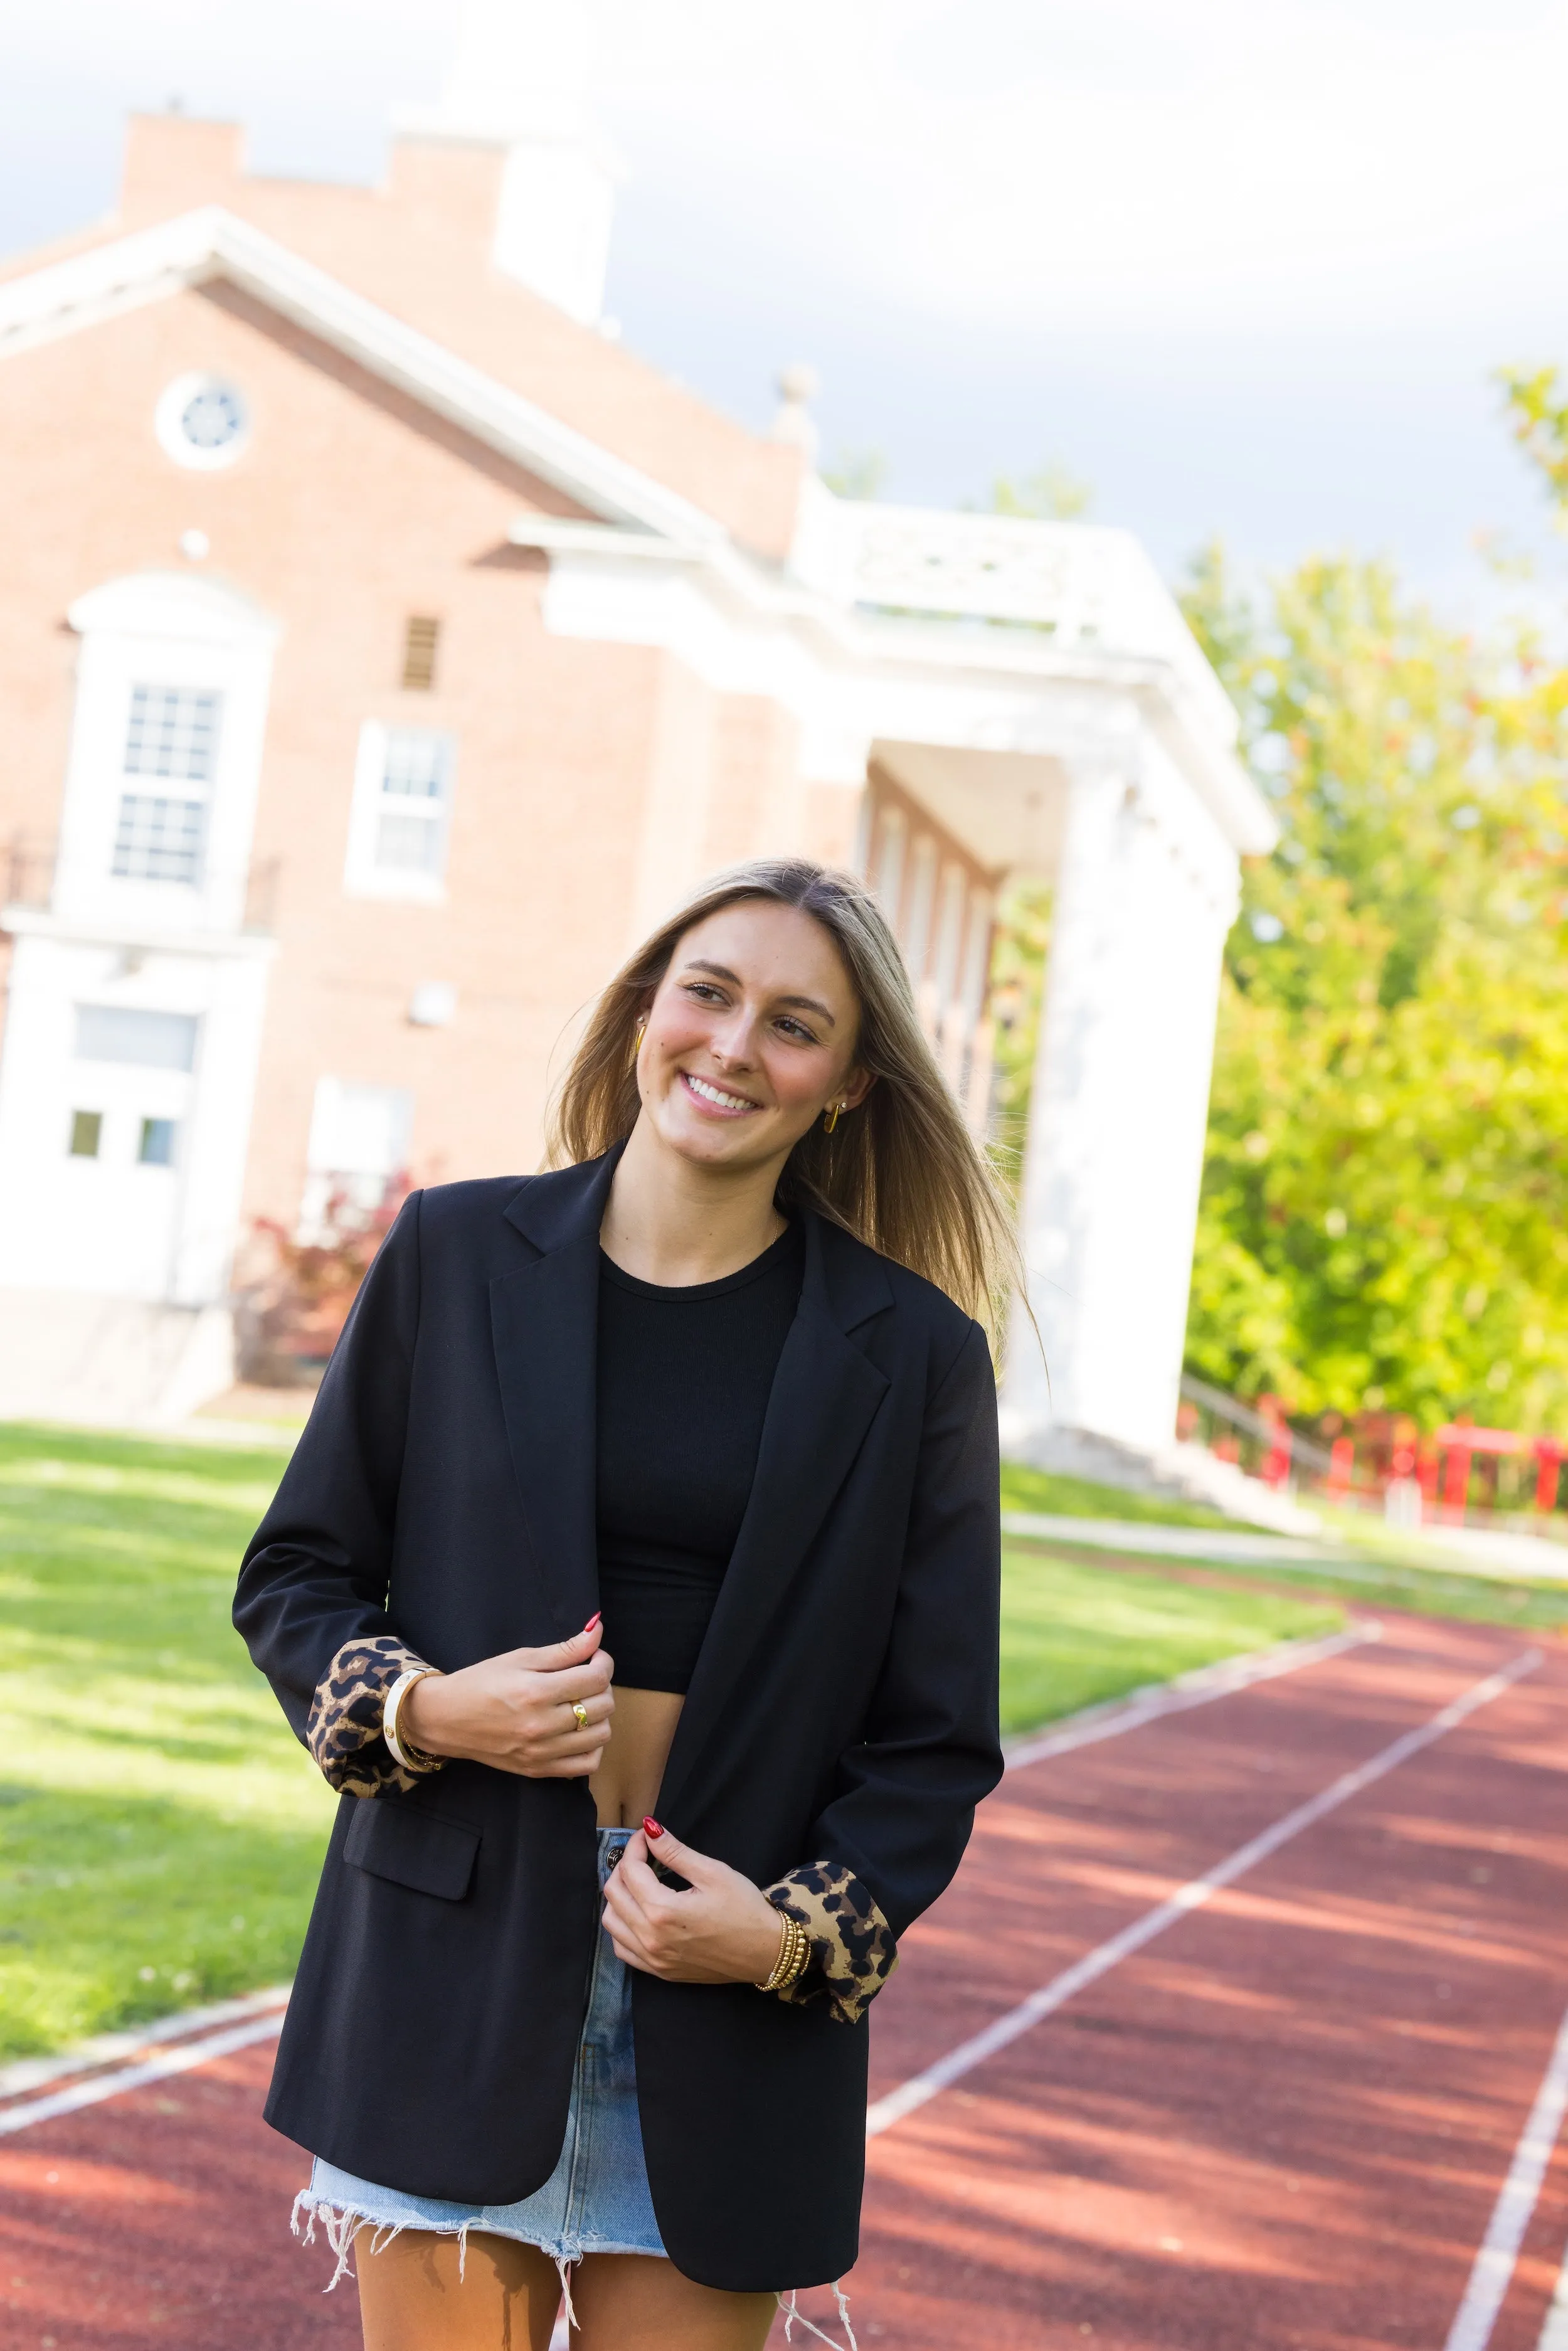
xmin=793 ymin=494 xmax=1237 ymax=746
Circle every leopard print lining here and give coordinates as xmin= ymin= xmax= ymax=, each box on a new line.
xmin=305 ymin=1637 xmax=446 ymax=1799
xmin=762 ymin=1862 xmax=899 ymax=2026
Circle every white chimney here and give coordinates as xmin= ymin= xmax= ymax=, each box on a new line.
xmin=400 ymin=0 xmax=621 ymax=326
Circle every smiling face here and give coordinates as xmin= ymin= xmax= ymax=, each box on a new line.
xmin=634 ymin=899 xmax=874 ymax=1177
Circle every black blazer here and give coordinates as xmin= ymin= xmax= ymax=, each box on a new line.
xmin=234 ymin=1150 xmax=1002 ymax=2291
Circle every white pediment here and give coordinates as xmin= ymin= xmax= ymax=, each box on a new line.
xmin=0 ymin=206 xmax=1278 ymax=857
xmin=0 ymin=206 xmax=718 ymax=552
xmin=68 ymin=570 xmax=280 ymax=646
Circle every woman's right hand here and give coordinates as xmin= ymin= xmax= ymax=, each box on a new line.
xmin=400 ymin=1618 xmax=614 ymax=1779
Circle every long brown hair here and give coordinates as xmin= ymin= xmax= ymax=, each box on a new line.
xmin=547 ymin=858 xmax=1023 ymax=1339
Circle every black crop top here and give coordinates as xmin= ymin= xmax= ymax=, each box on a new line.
xmin=595 ymin=1221 xmax=804 ymax=1694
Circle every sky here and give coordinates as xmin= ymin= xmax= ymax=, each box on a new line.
xmin=3 ymin=0 xmax=1567 ymax=606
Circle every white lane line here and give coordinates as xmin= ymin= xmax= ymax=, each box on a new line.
xmin=1443 ymin=2001 xmax=1568 ymax=2351
xmin=867 ymin=1648 xmax=1541 ymax=2140
xmin=0 ymin=2007 xmax=286 ymax=2137
xmin=0 ymin=1985 xmax=292 ymax=2101
xmin=0 ymin=1616 xmax=1372 ymax=2131
xmin=1004 ymin=1622 xmax=1377 ymax=1772
xmin=1538 ymin=2245 xmax=1568 ymax=2351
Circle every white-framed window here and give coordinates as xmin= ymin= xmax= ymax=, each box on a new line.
xmin=344 ymin=723 xmax=457 ymax=901
xmin=110 ymin=684 xmax=223 ymax=887
xmin=55 ymin=1003 xmax=199 ymax=1202
xmin=55 ymin=573 xmax=278 ymax=939
xmin=154 ymin=372 xmax=252 ymax=472
xmin=299 ymin=1076 xmax=413 ymax=1238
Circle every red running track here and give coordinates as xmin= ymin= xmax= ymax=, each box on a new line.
xmin=3 ymin=1611 xmax=1564 ymax=2351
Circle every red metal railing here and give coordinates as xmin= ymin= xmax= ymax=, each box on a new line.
xmin=1178 ymin=1377 xmax=1568 ymax=1531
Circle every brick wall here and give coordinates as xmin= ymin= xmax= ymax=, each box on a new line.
xmin=0 ymin=256 xmax=820 ymax=1233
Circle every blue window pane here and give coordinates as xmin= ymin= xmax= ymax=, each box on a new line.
xmin=124 ymin=686 xmax=223 ymax=783
xmin=381 ymin=729 xmax=451 ymax=800
xmin=139 ymin=1118 xmax=177 ymax=1167
xmin=181 ymin=387 xmax=245 ymax=453
xmin=375 ymin=810 xmax=445 ymax=873
xmin=112 ymin=792 xmax=207 ymax=884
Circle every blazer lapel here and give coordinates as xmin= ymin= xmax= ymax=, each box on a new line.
xmin=489 ymin=1152 xmax=622 ymax=1641
xmin=657 ymin=1216 xmax=892 ymax=1822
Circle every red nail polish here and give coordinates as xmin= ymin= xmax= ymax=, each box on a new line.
xmin=642 ymin=1817 xmax=664 ymax=1839
xmin=584 ymin=1612 xmax=601 ymax=1632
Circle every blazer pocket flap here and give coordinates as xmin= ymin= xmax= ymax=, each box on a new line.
xmin=344 ymin=1798 xmax=480 ymax=1902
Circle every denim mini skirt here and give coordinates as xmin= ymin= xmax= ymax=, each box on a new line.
xmin=294 ymin=1826 xmax=667 ymax=2294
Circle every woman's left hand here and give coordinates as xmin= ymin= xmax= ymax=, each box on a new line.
xmin=602 ymin=1822 xmax=789 ymax=1986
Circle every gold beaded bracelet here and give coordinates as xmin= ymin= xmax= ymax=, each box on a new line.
xmin=755 ymin=1910 xmax=810 ymax=1995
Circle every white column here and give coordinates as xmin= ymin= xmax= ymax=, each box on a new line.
xmin=1002 ymin=748 xmax=1239 ymax=1459
xmin=872 ymin=807 xmax=906 ymax=930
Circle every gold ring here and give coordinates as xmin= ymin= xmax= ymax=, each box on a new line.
xmin=572 ymin=1702 xmax=590 ymax=1730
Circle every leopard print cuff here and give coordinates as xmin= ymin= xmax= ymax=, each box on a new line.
xmin=305 ymin=1637 xmax=447 ymax=1798
xmin=761 ymin=1862 xmax=899 ymax=2025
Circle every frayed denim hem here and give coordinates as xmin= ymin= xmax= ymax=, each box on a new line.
xmin=776 ymin=2283 xmax=859 ymax=2351
xmin=292 ymin=2188 xmax=648 ymax=2328
xmin=294 ymin=2190 xmax=859 ymax=2345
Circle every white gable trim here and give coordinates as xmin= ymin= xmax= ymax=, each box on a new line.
xmin=0 ymin=206 xmax=721 ymax=550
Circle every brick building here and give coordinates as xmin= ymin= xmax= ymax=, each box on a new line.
xmin=0 ymin=4 xmax=1274 ymax=1452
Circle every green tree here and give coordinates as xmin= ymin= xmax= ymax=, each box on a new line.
xmin=987 ymin=881 xmax=1052 ymax=1201
xmin=988 ymin=460 xmax=1092 ymax=521
xmin=819 ymin=448 xmax=888 ymax=501
xmin=1499 ymin=364 xmax=1568 ymax=506
xmin=1180 ymin=543 xmax=1568 ymax=1433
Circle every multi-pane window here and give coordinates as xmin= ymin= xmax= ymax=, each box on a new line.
xmin=125 ymin=684 xmax=222 ymax=779
xmin=300 ymin=1076 xmax=413 ymax=1238
xmin=374 ymin=729 xmax=454 ymax=878
xmin=112 ymin=685 xmax=224 ymax=886
xmin=112 ymin=793 xmax=208 ymax=884
xmin=344 ymin=723 xmax=458 ymax=898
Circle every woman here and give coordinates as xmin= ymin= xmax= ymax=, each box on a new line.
xmin=235 ymin=857 xmax=1010 ymax=2351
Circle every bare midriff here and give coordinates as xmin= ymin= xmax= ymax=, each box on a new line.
xmin=590 ymin=1684 xmax=685 ymax=1828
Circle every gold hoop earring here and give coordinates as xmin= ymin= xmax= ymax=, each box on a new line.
xmin=823 ymin=1100 xmax=845 ymax=1134
xmin=630 ymin=1017 xmax=647 ymax=1068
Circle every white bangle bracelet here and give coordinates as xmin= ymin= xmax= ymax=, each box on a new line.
xmin=384 ymin=1667 xmax=442 ymax=1773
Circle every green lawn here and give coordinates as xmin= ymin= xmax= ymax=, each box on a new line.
xmin=997 ymin=1544 xmax=1339 ymax=1738
xmin=0 ymin=1425 xmax=333 ymax=2060
xmin=0 ymin=1423 xmax=1344 ymax=2061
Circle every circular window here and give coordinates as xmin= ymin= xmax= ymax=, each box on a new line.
xmin=154 ymin=372 xmax=251 ymax=470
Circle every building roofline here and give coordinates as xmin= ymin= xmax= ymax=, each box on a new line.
xmin=0 ymin=204 xmax=724 ymax=548
xmin=0 ymin=202 xmax=1275 ymax=861
xmin=512 ymin=516 xmax=1280 ymax=858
